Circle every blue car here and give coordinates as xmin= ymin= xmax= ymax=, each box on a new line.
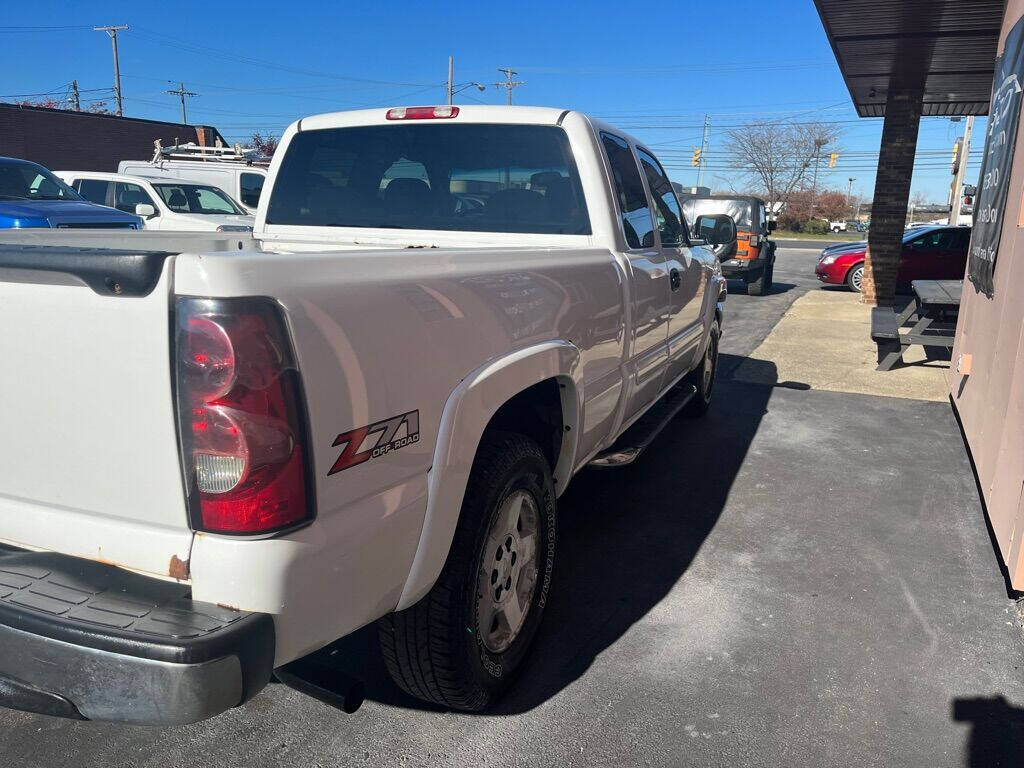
xmin=0 ymin=156 xmax=142 ymax=229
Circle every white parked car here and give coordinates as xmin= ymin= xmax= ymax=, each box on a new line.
xmin=119 ymin=156 xmax=267 ymax=215
xmin=829 ymin=219 xmax=848 ymax=232
xmin=0 ymin=105 xmax=729 ymax=726
xmin=56 ymin=171 xmax=254 ymax=232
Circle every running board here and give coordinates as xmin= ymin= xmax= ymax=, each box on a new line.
xmin=589 ymin=384 xmax=697 ymax=468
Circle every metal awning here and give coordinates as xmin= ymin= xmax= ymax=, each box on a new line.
xmin=814 ymin=0 xmax=1005 ymax=116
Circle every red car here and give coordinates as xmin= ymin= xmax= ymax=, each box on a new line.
xmin=815 ymin=225 xmax=971 ymax=292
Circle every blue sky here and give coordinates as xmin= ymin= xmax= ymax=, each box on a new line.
xmin=1 ymin=0 xmax=984 ymax=203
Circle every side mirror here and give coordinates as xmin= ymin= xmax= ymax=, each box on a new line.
xmin=135 ymin=203 xmax=157 ymax=218
xmin=693 ymin=213 xmax=737 ymax=246
xmin=767 ymin=220 xmax=778 ymax=233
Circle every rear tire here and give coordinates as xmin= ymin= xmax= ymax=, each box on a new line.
xmin=379 ymin=432 xmax=556 ymax=711
xmin=746 ymin=261 xmax=772 ymax=296
xmin=846 ymin=263 xmax=864 ymax=292
xmin=685 ymin=320 xmax=720 ymax=417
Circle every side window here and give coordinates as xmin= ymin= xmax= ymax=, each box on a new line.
xmin=601 ymin=132 xmax=654 ymax=249
xmin=76 ymin=179 xmax=111 ymax=205
xmin=637 ymin=148 xmax=686 ymax=247
xmin=240 ymin=172 xmax=264 ymax=208
xmin=195 ymin=188 xmax=236 ymax=213
xmin=113 ymin=182 xmax=155 ymax=214
xmin=759 ymin=204 xmax=767 ymax=233
xmin=953 ymin=228 xmax=972 ymax=250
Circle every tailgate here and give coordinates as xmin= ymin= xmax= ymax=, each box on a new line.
xmin=0 ymin=245 xmax=192 ymax=579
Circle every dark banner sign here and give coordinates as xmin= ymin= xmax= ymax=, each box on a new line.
xmin=970 ymin=15 xmax=1024 ymax=296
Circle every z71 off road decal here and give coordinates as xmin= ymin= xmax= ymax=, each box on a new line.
xmin=328 ymin=410 xmax=420 ymax=475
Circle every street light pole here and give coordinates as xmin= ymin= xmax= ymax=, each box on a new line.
xmin=94 ymin=25 xmax=128 ymax=116
xmin=696 ymin=114 xmax=710 ymax=188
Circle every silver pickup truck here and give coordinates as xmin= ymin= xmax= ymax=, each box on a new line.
xmin=0 ymin=104 xmax=729 ymax=725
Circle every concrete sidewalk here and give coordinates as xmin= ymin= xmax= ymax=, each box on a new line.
xmin=732 ymin=288 xmax=951 ymax=402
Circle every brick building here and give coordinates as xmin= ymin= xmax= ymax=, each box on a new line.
xmin=0 ymin=102 xmax=226 ymax=172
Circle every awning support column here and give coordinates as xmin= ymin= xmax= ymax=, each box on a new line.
xmin=862 ymin=86 xmax=924 ymax=305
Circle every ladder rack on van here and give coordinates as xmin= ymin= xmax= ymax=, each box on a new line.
xmin=150 ymin=140 xmax=270 ymax=168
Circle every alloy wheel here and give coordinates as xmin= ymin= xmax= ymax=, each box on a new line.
xmin=476 ymin=489 xmax=541 ymax=654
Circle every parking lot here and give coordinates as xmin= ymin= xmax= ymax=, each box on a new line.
xmin=2 ymin=248 xmax=1021 ymax=768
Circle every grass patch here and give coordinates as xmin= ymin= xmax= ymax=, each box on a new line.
xmin=773 ymin=230 xmax=863 ymax=241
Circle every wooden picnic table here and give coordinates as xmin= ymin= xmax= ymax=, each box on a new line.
xmin=871 ymin=279 xmax=962 ymax=371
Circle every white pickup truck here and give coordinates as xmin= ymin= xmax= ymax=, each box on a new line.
xmin=0 ymin=105 xmax=728 ymax=725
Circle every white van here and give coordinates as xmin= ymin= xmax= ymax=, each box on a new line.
xmin=57 ymin=171 xmax=254 ymax=232
xmin=118 ymin=159 xmax=267 ymax=215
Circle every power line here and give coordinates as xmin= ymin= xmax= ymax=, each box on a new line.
xmin=0 ymin=25 xmax=94 ymax=33
xmin=132 ymin=27 xmax=440 ymax=88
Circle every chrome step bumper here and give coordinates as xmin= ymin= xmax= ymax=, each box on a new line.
xmin=0 ymin=550 xmax=274 ymax=725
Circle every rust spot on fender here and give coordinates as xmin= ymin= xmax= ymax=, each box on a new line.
xmin=217 ymin=603 xmax=241 ymax=612
xmin=168 ymin=554 xmax=190 ymax=581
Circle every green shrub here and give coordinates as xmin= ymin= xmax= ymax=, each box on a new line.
xmin=802 ymin=219 xmax=829 ymax=235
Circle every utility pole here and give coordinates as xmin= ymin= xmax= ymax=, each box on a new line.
xmin=447 ymin=56 xmax=454 ymax=105
xmin=494 ymin=68 xmax=525 ymax=105
xmin=70 ymin=80 xmax=80 ymax=111
xmin=697 ymin=114 xmax=711 ymax=188
xmin=166 ymin=82 xmax=198 ymax=125
xmin=94 ymin=25 xmax=128 ymax=116
xmin=950 ymin=114 xmax=975 ymax=225
xmin=847 ymin=176 xmax=856 ymax=216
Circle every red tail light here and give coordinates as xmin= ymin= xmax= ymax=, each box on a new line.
xmin=175 ymin=297 xmax=312 ymax=535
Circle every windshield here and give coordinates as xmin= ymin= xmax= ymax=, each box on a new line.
xmin=152 ymin=183 xmax=246 ymax=215
xmin=266 ymin=123 xmax=591 ymax=235
xmin=0 ymin=158 xmax=82 ymax=202
xmin=682 ymin=198 xmax=753 ymax=228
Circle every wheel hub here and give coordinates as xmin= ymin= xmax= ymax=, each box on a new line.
xmin=476 ymin=490 xmax=540 ymax=654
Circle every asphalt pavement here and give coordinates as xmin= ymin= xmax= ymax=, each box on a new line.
xmin=2 ymin=250 xmax=1022 ymax=768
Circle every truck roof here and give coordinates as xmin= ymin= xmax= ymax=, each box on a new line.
xmin=293 ymin=105 xmax=652 ymax=159
xmin=296 ymin=105 xmax=573 ymax=133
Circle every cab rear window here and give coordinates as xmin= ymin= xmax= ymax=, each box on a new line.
xmin=266 ymin=123 xmax=591 ymax=235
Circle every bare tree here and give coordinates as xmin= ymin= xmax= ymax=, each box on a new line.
xmin=908 ymin=190 xmax=928 ymax=224
xmin=249 ymin=132 xmax=279 ymax=158
xmin=722 ymin=121 xmax=843 ymax=215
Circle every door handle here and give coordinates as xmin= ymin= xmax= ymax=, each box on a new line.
xmin=670 ymin=268 xmax=681 ymax=291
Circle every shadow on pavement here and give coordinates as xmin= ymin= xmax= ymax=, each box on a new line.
xmin=952 ymin=695 xmax=1024 ymax=767
xmin=726 ymin=280 xmax=798 ymax=296
xmin=323 ymin=354 xmax=779 ymax=714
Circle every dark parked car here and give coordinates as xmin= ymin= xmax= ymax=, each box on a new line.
xmin=682 ymin=194 xmax=777 ymax=295
xmin=814 ymin=225 xmax=970 ymax=292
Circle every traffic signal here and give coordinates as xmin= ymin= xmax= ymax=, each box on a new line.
xmin=691 ymin=147 xmax=701 ymax=167
xmin=962 ymin=183 xmax=976 ymax=208
xmin=828 ymin=151 xmax=838 ymax=168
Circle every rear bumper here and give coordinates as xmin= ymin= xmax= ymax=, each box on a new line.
xmin=0 ymin=550 xmax=274 ymax=725
xmin=720 ymin=257 xmax=766 ymax=281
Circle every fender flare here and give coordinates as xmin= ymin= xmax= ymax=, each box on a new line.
xmin=395 ymin=340 xmax=582 ymax=610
